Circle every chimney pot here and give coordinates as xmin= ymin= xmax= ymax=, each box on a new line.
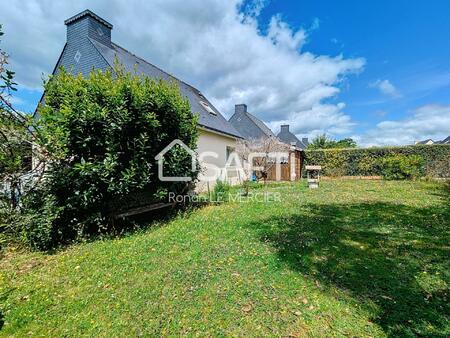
xmin=281 ymin=125 xmax=290 ymax=132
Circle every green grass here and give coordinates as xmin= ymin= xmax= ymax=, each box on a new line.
xmin=1 ymin=180 xmax=449 ymax=337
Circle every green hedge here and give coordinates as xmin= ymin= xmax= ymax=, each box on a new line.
xmin=303 ymin=144 xmax=450 ymax=178
xmin=19 ymin=67 xmax=199 ymax=250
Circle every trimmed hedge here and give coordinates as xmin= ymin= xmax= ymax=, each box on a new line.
xmin=303 ymin=144 xmax=450 ymax=178
xmin=19 ymin=67 xmax=199 ymax=250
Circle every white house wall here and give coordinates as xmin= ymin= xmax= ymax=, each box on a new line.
xmin=196 ymin=128 xmax=242 ymax=191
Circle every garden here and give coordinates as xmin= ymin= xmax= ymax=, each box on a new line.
xmin=1 ymin=179 xmax=449 ymax=337
xmin=1 ymin=26 xmax=449 ymax=336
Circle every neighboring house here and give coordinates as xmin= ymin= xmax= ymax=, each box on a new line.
xmin=228 ymin=104 xmax=275 ymax=140
xmin=228 ymin=106 xmax=304 ymax=181
xmin=277 ymin=125 xmax=309 ymax=150
xmin=42 ymin=10 xmax=242 ymax=189
xmin=415 ymin=136 xmax=450 ymax=145
xmin=415 ymin=139 xmax=435 ymax=145
xmin=437 ymin=135 xmax=450 ymax=144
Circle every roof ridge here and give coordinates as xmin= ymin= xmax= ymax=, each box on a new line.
xmin=64 ymin=9 xmax=113 ymax=29
xmin=89 ymin=38 xmax=112 ymax=70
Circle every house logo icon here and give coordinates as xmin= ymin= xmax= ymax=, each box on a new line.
xmin=155 ymin=139 xmax=197 ymax=182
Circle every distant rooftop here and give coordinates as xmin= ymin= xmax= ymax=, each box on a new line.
xmin=277 ymin=125 xmax=308 ymax=149
xmin=229 ymin=104 xmax=275 ymax=140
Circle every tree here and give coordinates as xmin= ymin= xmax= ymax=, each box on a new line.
xmin=307 ymin=134 xmax=357 ymax=150
xmin=0 ymin=112 xmax=31 ymax=207
xmin=336 ymin=138 xmax=357 ymax=148
xmin=24 ymin=66 xmax=199 ymax=249
xmin=235 ymin=137 xmax=290 ymax=187
xmin=307 ymin=134 xmax=332 ymax=150
xmin=0 ymin=24 xmax=34 ymax=209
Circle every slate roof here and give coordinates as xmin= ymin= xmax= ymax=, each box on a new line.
xmin=416 ymin=139 xmax=434 ymax=144
xmin=277 ymin=126 xmax=308 ymax=149
xmin=90 ymin=40 xmax=241 ymax=138
xmin=228 ymin=106 xmax=275 ymax=140
xmin=49 ymin=10 xmax=242 ymax=139
xmin=246 ymin=112 xmax=276 ymax=138
xmin=437 ymin=135 xmax=450 ymax=144
xmin=416 ymin=136 xmax=450 ymax=145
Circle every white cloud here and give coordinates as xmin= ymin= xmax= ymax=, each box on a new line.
xmin=267 ymin=14 xmax=308 ymax=51
xmin=357 ymin=104 xmax=450 ymax=147
xmin=268 ymin=102 xmax=355 ymax=138
xmin=370 ymin=79 xmax=401 ymax=98
xmin=310 ymin=17 xmax=320 ymax=31
xmin=241 ymin=0 xmax=269 ymax=17
xmin=0 ymin=0 xmax=365 ymax=137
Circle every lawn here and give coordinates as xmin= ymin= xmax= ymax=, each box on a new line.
xmin=1 ymin=180 xmax=449 ymax=337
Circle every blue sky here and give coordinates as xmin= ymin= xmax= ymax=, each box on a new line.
xmin=3 ymin=0 xmax=450 ymax=145
xmin=256 ymin=0 xmax=450 ymax=141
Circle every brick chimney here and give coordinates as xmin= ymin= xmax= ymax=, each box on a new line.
xmin=235 ymin=104 xmax=247 ymax=114
xmin=65 ymin=10 xmax=113 ymax=47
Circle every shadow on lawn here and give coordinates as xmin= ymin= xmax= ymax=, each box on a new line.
xmin=247 ymin=201 xmax=449 ymax=337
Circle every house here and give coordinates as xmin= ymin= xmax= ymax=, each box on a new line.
xmin=415 ymin=135 xmax=450 ymax=145
xmin=437 ymin=135 xmax=450 ymax=144
xmin=43 ymin=9 xmax=242 ymax=189
xmin=228 ymin=104 xmax=275 ymax=140
xmin=277 ymin=125 xmax=309 ymax=150
xmin=415 ymin=139 xmax=435 ymax=145
xmin=228 ymin=105 xmax=304 ymax=181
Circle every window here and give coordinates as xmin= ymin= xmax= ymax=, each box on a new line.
xmin=200 ymin=100 xmax=217 ymax=115
xmin=226 ymin=146 xmax=235 ymax=162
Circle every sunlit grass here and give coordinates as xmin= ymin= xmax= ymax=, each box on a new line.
xmin=1 ymin=179 xmax=449 ymax=337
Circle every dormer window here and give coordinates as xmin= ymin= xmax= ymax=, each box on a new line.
xmin=200 ymin=100 xmax=217 ymax=116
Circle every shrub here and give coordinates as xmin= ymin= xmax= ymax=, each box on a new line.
xmin=212 ymin=180 xmax=231 ymax=202
xmin=307 ymin=134 xmax=357 ymax=150
xmin=0 ymin=196 xmax=14 ymax=248
xmin=379 ymin=154 xmax=425 ymax=180
xmin=22 ymin=66 xmax=199 ymax=249
xmin=241 ymin=179 xmax=250 ymax=196
xmin=18 ymin=192 xmax=63 ymax=250
xmin=357 ymin=156 xmax=379 ymax=176
xmin=304 ymin=145 xmax=450 ymax=179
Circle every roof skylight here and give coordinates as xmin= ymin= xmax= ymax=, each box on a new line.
xmin=200 ymin=100 xmax=217 ymax=115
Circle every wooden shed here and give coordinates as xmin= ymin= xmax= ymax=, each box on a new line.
xmin=266 ymin=149 xmax=303 ymax=181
